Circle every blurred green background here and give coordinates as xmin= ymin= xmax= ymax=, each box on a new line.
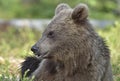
xmin=0 ymin=0 xmax=119 ymax=19
xmin=0 ymin=0 xmax=120 ymax=81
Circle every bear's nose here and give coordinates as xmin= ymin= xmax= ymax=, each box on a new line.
xmin=31 ymin=46 xmax=39 ymax=54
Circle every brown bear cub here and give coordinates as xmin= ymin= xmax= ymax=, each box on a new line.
xmin=21 ymin=3 xmax=113 ymax=81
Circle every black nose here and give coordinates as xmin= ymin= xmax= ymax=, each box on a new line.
xmin=31 ymin=46 xmax=39 ymax=53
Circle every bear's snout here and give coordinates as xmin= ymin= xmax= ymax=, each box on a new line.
xmin=31 ymin=45 xmax=48 ymax=57
xmin=31 ymin=46 xmax=39 ymax=54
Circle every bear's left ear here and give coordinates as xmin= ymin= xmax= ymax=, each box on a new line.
xmin=55 ymin=3 xmax=70 ymax=15
xmin=72 ymin=4 xmax=88 ymax=23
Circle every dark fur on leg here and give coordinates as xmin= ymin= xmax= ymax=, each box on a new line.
xmin=21 ymin=56 xmax=41 ymax=78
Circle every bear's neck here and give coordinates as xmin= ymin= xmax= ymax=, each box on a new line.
xmin=62 ymin=46 xmax=95 ymax=76
xmin=63 ymin=57 xmax=88 ymax=76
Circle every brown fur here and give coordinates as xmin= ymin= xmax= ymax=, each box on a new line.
xmin=30 ymin=3 xmax=113 ymax=81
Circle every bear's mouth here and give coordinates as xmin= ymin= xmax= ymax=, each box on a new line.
xmin=35 ymin=51 xmax=53 ymax=59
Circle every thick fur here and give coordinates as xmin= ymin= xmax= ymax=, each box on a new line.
xmin=21 ymin=3 xmax=113 ymax=81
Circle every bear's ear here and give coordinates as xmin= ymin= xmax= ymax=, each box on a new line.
xmin=72 ymin=4 xmax=88 ymax=23
xmin=55 ymin=3 xmax=70 ymax=15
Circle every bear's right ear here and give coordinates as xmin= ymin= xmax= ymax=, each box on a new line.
xmin=72 ymin=3 xmax=88 ymax=23
xmin=55 ymin=3 xmax=70 ymax=15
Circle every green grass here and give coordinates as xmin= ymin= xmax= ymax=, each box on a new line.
xmin=98 ymin=21 xmax=120 ymax=81
xmin=0 ymin=21 xmax=120 ymax=81
xmin=0 ymin=27 xmax=41 ymax=81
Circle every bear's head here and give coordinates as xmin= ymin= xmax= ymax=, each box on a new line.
xmin=31 ymin=3 xmax=96 ymax=71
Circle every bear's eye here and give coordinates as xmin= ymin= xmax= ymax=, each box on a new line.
xmin=47 ymin=31 xmax=54 ymax=38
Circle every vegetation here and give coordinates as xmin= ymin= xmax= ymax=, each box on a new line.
xmin=0 ymin=21 xmax=119 ymax=81
xmin=0 ymin=0 xmax=119 ymax=19
xmin=0 ymin=27 xmax=41 ymax=81
xmin=98 ymin=21 xmax=120 ymax=81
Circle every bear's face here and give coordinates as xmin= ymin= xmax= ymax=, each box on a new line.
xmin=31 ymin=3 xmax=89 ymax=60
